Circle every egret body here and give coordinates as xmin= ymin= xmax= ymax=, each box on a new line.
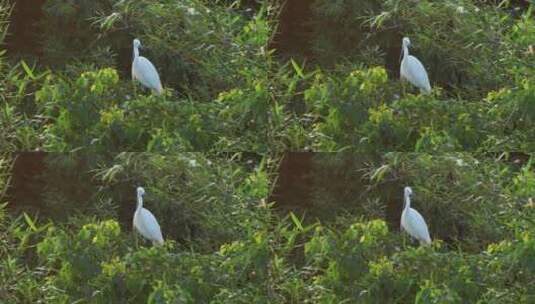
xmin=132 ymin=39 xmax=163 ymax=95
xmin=133 ymin=187 xmax=164 ymax=246
xmin=400 ymin=37 xmax=431 ymax=94
xmin=400 ymin=186 xmax=431 ymax=246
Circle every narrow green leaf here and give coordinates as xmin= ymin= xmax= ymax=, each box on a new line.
xmin=290 ymin=212 xmax=304 ymax=231
xmin=20 ymin=60 xmax=35 ymax=80
xmin=371 ymin=164 xmax=390 ymax=182
xmin=23 ymin=212 xmax=37 ymax=231
xmin=291 ymin=59 xmax=305 ymax=78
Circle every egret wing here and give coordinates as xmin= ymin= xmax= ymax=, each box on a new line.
xmin=406 ymin=56 xmax=431 ymax=93
xmin=406 ymin=208 xmax=431 ymax=244
xmin=133 ymin=56 xmax=163 ymax=93
xmin=139 ymin=208 xmax=164 ymax=244
xmin=134 ymin=210 xmax=151 ymax=240
xmin=133 ymin=210 xmax=154 ymax=241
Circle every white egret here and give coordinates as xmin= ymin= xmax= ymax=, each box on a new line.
xmin=133 ymin=187 xmax=164 ymax=246
xmin=400 ymin=186 xmax=432 ymax=246
xmin=132 ymin=39 xmax=163 ymax=95
xmin=400 ymin=37 xmax=432 ymax=94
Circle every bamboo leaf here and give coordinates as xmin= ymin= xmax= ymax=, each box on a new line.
xmin=20 ymin=60 xmax=35 ymax=80
xmin=23 ymin=212 xmax=37 ymax=231
xmin=371 ymin=164 xmax=390 ymax=183
xmin=290 ymin=212 xmax=304 ymax=231
xmin=291 ymin=59 xmax=305 ymax=79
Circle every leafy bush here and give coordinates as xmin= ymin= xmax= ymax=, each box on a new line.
xmin=276 ymin=63 xmax=535 ymax=151
xmin=272 ymin=153 xmax=528 ymax=252
xmin=484 ymin=77 xmax=535 ymax=150
xmin=3 ymin=162 xmax=535 ymax=303
xmin=1 ymin=0 xmax=535 ymax=301
xmin=36 ymin=68 xmax=128 ymax=151
xmin=37 ymin=220 xmax=127 ymax=299
xmin=40 ymin=0 xmax=273 ymax=99
xmin=310 ymin=0 xmax=525 ymax=98
xmin=305 ymin=220 xmax=393 ymax=301
xmin=302 ymin=66 xmax=394 ymax=150
xmin=94 ymin=152 xmax=269 ymax=251
xmin=33 ymin=66 xmax=274 ymax=151
xmin=369 ymin=153 xmax=518 ymax=251
xmin=0 ymin=2 xmax=49 ymax=152
xmin=3 ymin=1 xmax=535 ymax=153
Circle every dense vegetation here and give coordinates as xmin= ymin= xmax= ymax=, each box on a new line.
xmin=1 ymin=0 xmax=535 ymax=302
xmin=2 ymin=153 xmax=535 ymax=302
xmin=1 ymin=0 xmax=534 ymax=152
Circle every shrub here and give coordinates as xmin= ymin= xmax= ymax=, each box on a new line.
xmin=303 ymin=66 xmax=395 ymax=150
xmin=40 ymin=0 xmax=273 ymax=99
xmin=95 ymin=152 xmax=269 ymax=251
xmin=310 ymin=0 xmax=517 ymax=98
xmin=484 ymin=78 xmax=535 ymax=150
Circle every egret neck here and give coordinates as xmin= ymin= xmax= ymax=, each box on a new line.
xmin=404 ymin=191 xmax=411 ymax=211
xmin=402 ymin=41 xmax=409 ymax=61
xmin=133 ymin=44 xmax=139 ymax=59
xmin=137 ymin=192 xmax=143 ymax=211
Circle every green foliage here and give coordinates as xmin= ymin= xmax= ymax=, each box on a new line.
xmin=2 ymin=1 xmax=534 ymax=152
xmin=371 ymin=153 xmax=517 ymax=251
xmin=0 ymin=0 xmax=9 ymax=45
xmin=302 ymin=66 xmax=393 ymax=150
xmin=33 ymin=66 xmax=274 ymax=151
xmin=0 ymin=155 xmax=11 ymax=199
xmin=310 ymin=0 xmax=383 ymax=66
xmin=378 ymin=0 xmax=509 ymax=97
xmin=310 ymin=0 xmax=529 ymax=98
xmin=0 ymin=2 xmax=48 ymax=152
xmin=305 ymin=220 xmax=392 ymax=296
xmin=365 ymin=95 xmax=486 ymax=151
xmin=40 ymin=0 xmax=273 ymax=99
xmin=36 ymin=68 xmax=126 ymax=151
xmin=94 ymin=153 xmax=268 ymax=251
xmin=0 ymin=62 xmax=47 ymax=152
xmin=40 ymin=0 xmax=116 ymax=66
xmin=2 ymin=0 xmax=535 ymax=300
xmin=273 ymin=153 xmax=530 ymax=252
xmin=113 ymin=0 xmax=271 ymax=98
xmin=15 ymin=0 xmax=277 ymax=152
xmin=485 ymin=78 xmax=535 ymax=150
xmin=3 ymin=153 xmax=535 ymax=303
xmin=37 ymin=220 xmax=126 ymax=298
xmin=276 ymin=63 xmax=535 ymax=151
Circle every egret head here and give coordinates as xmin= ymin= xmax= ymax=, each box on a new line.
xmin=133 ymin=39 xmax=142 ymax=49
xmin=137 ymin=187 xmax=145 ymax=197
xmin=402 ymin=37 xmax=411 ymax=48
xmin=404 ymin=186 xmax=413 ymax=197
